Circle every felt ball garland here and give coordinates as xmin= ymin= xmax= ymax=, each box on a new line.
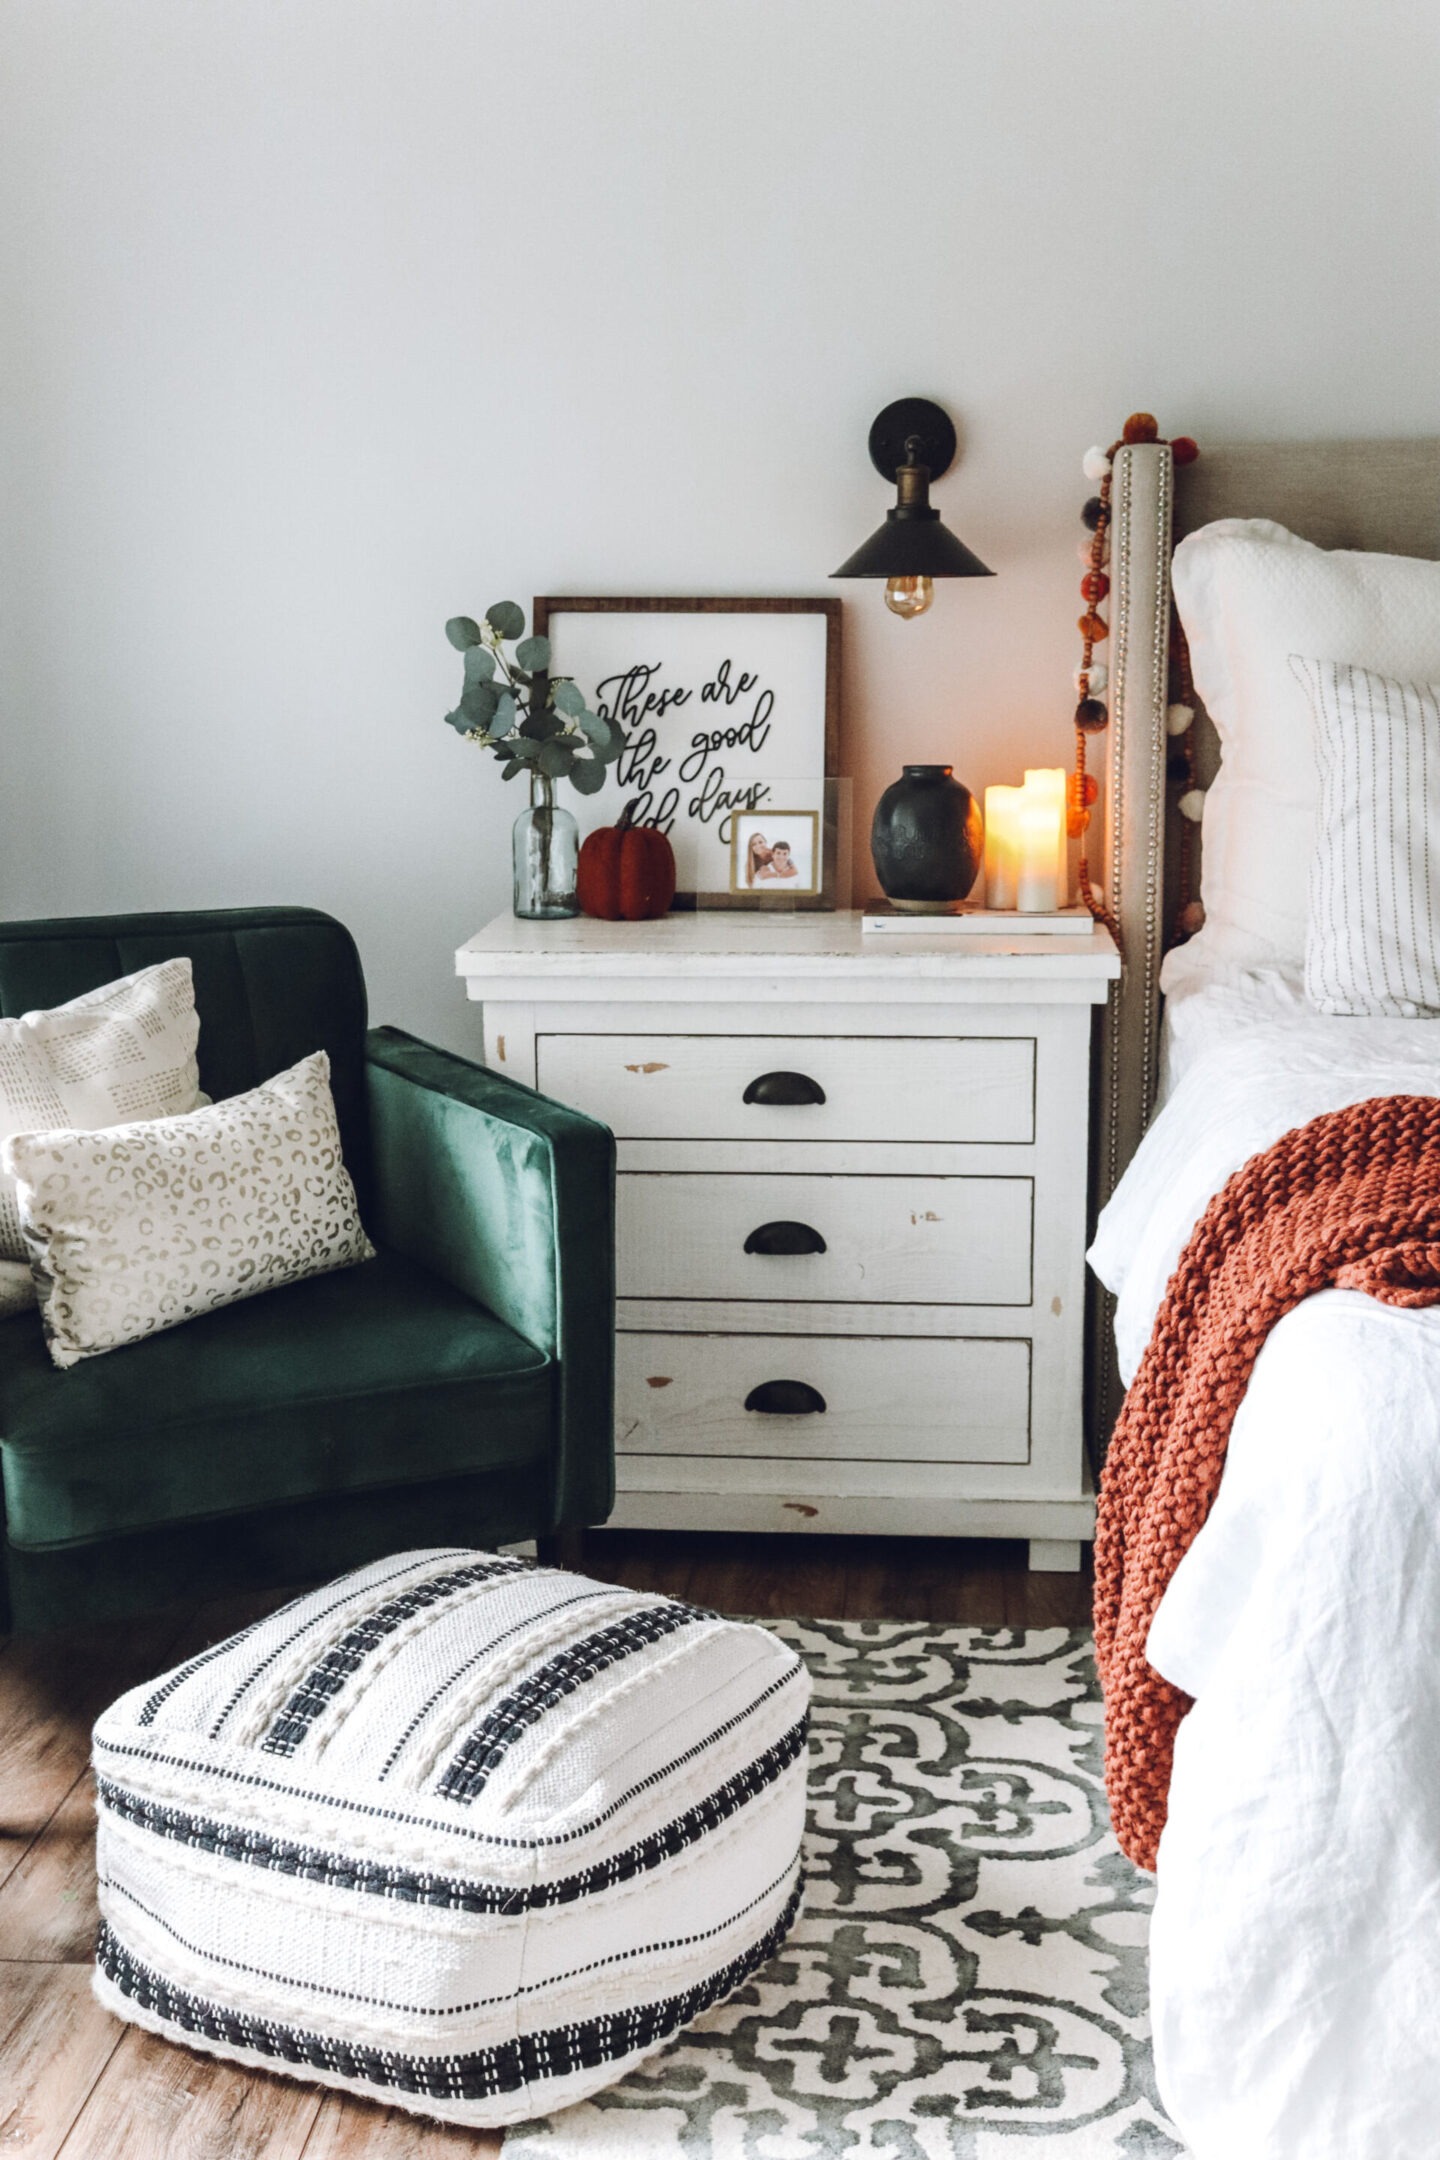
xmin=1071 ymin=417 xmax=1202 ymax=956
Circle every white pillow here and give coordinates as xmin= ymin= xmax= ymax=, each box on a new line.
xmin=1165 ymin=520 xmax=1440 ymax=994
xmin=1291 ymin=657 xmax=1440 ymax=1017
xmin=4 ymin=1050 xmax=374 ymax=1368
xmin=0 ymin=957 xmax=203 ymax=1270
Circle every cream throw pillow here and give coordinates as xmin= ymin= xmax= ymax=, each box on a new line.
xmin=0 ymin=957 xmax=203 ymax=1275
xmin=1166 ymin=521 xmax=1440 ymax=998
xmin=4 ymin=1050 xmax=374 ymax=1368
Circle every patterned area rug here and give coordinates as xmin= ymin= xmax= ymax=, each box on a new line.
xmin=504 ymin=1620 xmax=1185 ymax=2158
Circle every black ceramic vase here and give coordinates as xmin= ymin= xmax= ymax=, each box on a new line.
xmin=870 ymin=764 xmax=983 ymax=907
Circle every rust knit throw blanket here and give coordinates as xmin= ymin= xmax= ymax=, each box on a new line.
xmin=1095 ymin=1092 xmax=1440 ymax=1871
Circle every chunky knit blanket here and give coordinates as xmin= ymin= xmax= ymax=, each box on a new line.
xmin=1095 ymin=1092 xmax=1440 ymax=1871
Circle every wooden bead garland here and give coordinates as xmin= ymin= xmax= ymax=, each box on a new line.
xmin=1071 ymin=417 xmax=1202 ymax=957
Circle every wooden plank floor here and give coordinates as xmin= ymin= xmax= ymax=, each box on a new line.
xmin=0 ymin=1531 xmax=1091 ymax=2157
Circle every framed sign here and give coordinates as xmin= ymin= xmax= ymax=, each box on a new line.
xmin=533 ymin=597 xmax=841 ymax=908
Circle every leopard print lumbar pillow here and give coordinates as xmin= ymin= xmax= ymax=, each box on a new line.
xmin=3 ymin=1049 xmax=374 ymax=1368
xmin=0 ymin=957 xmax=204 ymax=1281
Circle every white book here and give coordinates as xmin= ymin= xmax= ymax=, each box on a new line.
xmin=861 ymin=901 xmax=1096 ymax=936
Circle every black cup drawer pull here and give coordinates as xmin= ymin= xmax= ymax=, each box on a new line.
xmin=742 ymin=1070 xmax=827 ymax=1107
xmin=744 ymin=1220 xmax=828 ymax=1256
xmin=744 ymin=1380 xmax=827 ymax=1415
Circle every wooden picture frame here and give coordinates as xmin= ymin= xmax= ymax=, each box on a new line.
xmin=533 ymin=596 xmax=841 ymax=908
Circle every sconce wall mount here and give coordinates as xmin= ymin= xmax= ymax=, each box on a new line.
xmin=832 ymin=396 xmax=994 ymax=618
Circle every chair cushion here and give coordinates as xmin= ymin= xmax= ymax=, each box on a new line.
xmin=0 ymin=1247 xmax=552 ymax=1549
xmin=92 ymin=1550 xmax=809 ymax=2128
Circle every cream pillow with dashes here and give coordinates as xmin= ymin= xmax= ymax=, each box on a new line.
xmin=0 ymin=1260 xmax=33 ymax=1317
xmin=0 ymin=959 xmax=204 ymax=1285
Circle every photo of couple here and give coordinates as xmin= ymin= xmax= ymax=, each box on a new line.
xmin=729 ymin=809 xmax=821 ymax=897
xmin=744 ymin=833 xmax=799 ymax=884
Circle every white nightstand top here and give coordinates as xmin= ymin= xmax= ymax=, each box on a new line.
xmin=458 ymin=910 xmax=1120 ymax=1006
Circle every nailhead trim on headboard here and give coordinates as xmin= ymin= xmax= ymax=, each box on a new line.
xmin=1090 ymin=442 xmax=1174 ymax=1451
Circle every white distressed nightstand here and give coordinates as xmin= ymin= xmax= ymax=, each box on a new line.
xmin=457 ymin=911 xmax=1119 ymax=1571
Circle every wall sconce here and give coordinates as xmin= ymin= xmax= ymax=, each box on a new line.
xmin=831 ymin=397 xmax=994 ymax=619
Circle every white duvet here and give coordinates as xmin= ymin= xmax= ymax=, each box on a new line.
xmin=1090 ymin=972 xmax=1440 ymax=2160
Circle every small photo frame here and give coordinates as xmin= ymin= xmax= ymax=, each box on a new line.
xmin=729 ymin=810 xmax=821 ymax=898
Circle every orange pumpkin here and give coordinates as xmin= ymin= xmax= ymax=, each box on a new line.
xmin=577 ymin=800 xmax=677 ymax=921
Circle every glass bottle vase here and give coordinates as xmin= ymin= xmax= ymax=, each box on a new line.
xmin=512 ymin=772 xmax=579 ymax=920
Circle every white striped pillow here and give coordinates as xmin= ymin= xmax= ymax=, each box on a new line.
xmin=1291 ymin=656 xmax=1440 ymax=1017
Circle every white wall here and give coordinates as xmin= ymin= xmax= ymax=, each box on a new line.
xmin=3 ymin=0 xmax=1437 ymax=1051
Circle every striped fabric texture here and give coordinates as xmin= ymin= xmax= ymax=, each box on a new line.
xmin=92 ymin=1549 xmax=810 ymax=2129
xmin=1292 ymin=656 xmax=1440 ymax=1018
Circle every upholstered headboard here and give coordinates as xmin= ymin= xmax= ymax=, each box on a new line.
xmin=1090 ymin=437 xmax=1440 ymax=1442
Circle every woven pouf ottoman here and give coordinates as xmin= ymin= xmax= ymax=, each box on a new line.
xmin=91 ymin=1548 xmax=810 ymax=2128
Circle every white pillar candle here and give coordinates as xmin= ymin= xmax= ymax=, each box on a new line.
xmin=1016 ymin=804 xmax=1058 ymax=912
xmin=1023 ymin=768 xmax=1068 ymax=906
xmin=1015 ymin=768 xmax=1067 ymax=912
xmin=983 ymin=785 xmax=1021 ymax=910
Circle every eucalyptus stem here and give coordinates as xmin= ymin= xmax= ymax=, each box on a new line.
xmin=442 ymin=602 xmax=626 ymax=804
xmin=533 ymin=770 xmax=555 ymax=899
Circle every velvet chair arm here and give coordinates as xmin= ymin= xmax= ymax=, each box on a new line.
xmin=364 ymin=1026 xmax=615 ymax=1531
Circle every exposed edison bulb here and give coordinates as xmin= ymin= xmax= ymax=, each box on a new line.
xmin=884 ymin=574 xmax=934 ymax=620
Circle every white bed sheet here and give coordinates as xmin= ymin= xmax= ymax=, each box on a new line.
xmin=1091 ymin=979 xmax=1440 ymax=2160
xmin=1155 ymin=961 xmax=1309 ymax=1104
xmin=1096 ymin=971 xmax=1440 ymax=1387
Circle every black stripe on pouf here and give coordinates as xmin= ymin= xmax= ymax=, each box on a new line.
xmin=262 ymin=1560 xmax=521 ymax=1757
xmin=94 ymin=1657 xmax=803 ymax=1852
xmin=140 ymin=1554 xmax=467 ymax=1730
xmin=437 ymin=1603 xmax=712 ymax=1804
xmin=374 ymin=1586 xmax=628 ymax=1782
xmin=96 ymin=1716 xmax=808 ymax=1915
xmin=95 ymin=1875 xmax=804 ymax=2103
xmin=197 ymin=1555 xmax=474 ymax=1736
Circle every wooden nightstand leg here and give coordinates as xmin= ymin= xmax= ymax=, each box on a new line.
xmin=1028 ymin=1539 xmax=1083 ymax=1574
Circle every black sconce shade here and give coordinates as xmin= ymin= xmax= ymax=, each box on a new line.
xmin=832 ymin=517 xmax=994 ymax=581
xmin=832 ymin=397 xmax=994 ymax=583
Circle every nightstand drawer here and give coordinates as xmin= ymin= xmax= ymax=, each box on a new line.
xmin=617 ymin=1332 xmax=1031 ymax=1465
xmin=617 ymin=1172 xmax=1033 ymax=1305
xmin=536 ymin=1033 xmax=1035 ymax=1144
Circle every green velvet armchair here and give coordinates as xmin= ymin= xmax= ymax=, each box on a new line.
xmin=0 ymin=907 xmax=615 ymax=1632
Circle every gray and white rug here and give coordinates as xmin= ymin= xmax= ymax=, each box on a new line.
xmin=505 ymin=1620 xmax=1184 ymax=2159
